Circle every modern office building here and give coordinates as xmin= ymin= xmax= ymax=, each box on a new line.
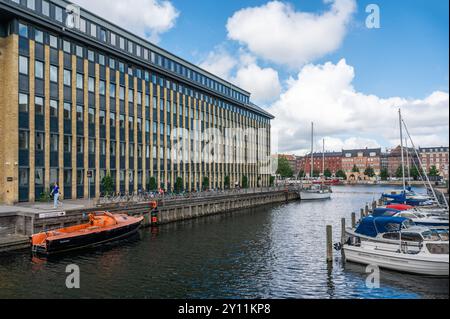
xmin=0 ymin=0 xmax=273 ymax=204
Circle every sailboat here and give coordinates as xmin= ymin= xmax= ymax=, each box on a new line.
xmin=300 ymin=123 xmax=331 ymax=200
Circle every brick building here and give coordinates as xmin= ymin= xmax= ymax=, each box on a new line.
xmin=341 ymin=148 xmax=382 ymax=175
xmin=419 ymin=147 xmax=449 ymax=181
xmin=299 ymin=152 xmax=342 ymax=176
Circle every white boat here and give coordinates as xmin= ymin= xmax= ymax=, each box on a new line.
xmin=300 ymin=186 xmax=331 ymax=200
xmin=372 ymin=208 xmax=449 ymax=229
xmin=342 ymin=216 xmax=449 ymax=276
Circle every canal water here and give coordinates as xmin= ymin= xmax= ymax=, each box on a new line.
xmin=0 ymin=185 xmax=448 ymax=299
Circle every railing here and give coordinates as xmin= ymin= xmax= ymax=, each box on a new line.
xmin=97 ymin=186 xmax=299 ymax=206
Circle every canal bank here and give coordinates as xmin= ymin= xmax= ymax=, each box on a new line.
xmin=0 ymin=188 xmax=299 ymax=253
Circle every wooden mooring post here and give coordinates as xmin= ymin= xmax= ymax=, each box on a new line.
xmin=326 ymin=225 xmax=333 ymax=263
xmin=341 ymin=218 xmax=346 ymax=244
xmin=365 ymin=204 xmax=369 ymax=216
xmin=360 ymin=208 xmax=365 ymax=219
xmin=351 ymin=212 xmax=356 ymax=228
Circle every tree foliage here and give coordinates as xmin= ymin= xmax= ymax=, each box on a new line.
xmin=336 ymin=170 xmax=347 ymax=180
xmin=364 ymin=166 xmax=375 ymax=178
xmin=380 ymin=168 xmax=389 ymax=181
xmin=324 ymin=169 xmax=332 ymax=178
xmin=276 ymin=157 xmax=293 ymax=178
xmin=101 ymin=174 xmax=114 ymax=195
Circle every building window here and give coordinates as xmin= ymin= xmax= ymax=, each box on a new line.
xmin=128 ymin=41 xmax=133 ymax=54
xmin=42 ymin=1 xmax=50 ymax=16
xmin=27 ymin=0 xmax=35 ymax=10
xmin=19 ymin=93 xmax=28 ymax=113
xmin=50 ymin=65 xmax=58 ymax=82
xmin=34 ymin=60 xmax=43 ymax=77
xmin=128 ymin=89 xmax=134 ymax=103
xmin=76 ymin=73 xmax=83 ymax=89
xmin=64 ymin=135 xmax=72 ymax=153
xmin=109 ymin=58 xmax=115 ymax=70
xmin=63 ymin=103 xmax=71 ymax=120
xmin=76 ymin=105 xmax=83 ymax=121
xmin=19 ymin=56 xmax=28 ymax=75
xmin=75 ymin=45 xmax=83 ymax=58
xmin=110 ymin=113 xmax=116 ymax=127
xmin=35 ymin=168 xmax=44 ymax=186
xmin=89 ymin=139 xmax=95 ymax=154
xmin=50 ymin=99 xmax=58 ymax=117
xmin=120 ymin=143 xmax=125 ymax=157
xmin=88 ymin=77 xmax=95 ymax=92
xmin=100 ymin=140 xmax=106 ymax=156
xmin=50 ymin=134 xmax=58 ymax=152
xmin=88 ymin=50 xmax=95 ymax=62
xmin=110 ymin=141 xmax=116 ymax=156
xmin=35 ymin=132 xmax=44 ymax=151
xmin=55 ymin=6 xmax=63 ymax=22
xmin=35 ymin=29 xmax=43 ymax=43
xmin=86 ymin=108 xmax=95 ymax=125
xmin=111 ymin=33 xmax=116 ymax=46
xmin=99 ymin=80 xmax=105 ymax=95
xmin=119 ymin=86 xmax=125 ymax=100
xmin=49 ymin=35 xmax=58 ymax=48
xmin=63 ymin=69 xmax=71 ymax=86
xmin=90 ymin=23 xmax=97 ymax=38
xmin=63 ymin=42 xmax=72 ymax=55
xmin=119 ymin=115 xmax=125 ymax=128
xmin=100 ymin=29 xmax=107 ymax=42
xmin=77 ymin=137 xmax=84 ymax=153
xmin=119 ymin=37 xmax=125 ymax=50
xmin=79 ymin=18 xmax=86 ymax=33
xmin=35 ymin=96 xmax=44 ymax=115
xmin=64 ymin=169 xmax=72 ymax=186
xmin=19 ymin=130 xmax=29 ymax=150
xmin=99 ymin=54 xmax=105 ymax=66
xmin=19 ymin=169 xmax=29 ymax=186
xmin=99 ymin=110 xmax=106 ymax=125
xmin=110 ymin=83 xmax=116 ymax=98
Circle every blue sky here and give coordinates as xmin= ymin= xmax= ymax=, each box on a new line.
xmin=76 ymin=0 xmax=449 ymax=153
xmin=159 ymin=0 xmax=449 ymax=99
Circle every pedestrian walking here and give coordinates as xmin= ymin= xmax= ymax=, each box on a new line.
xmin=50 ymin=182 xmax=62 ymax=208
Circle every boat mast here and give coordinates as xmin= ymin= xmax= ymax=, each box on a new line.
xmin=399 ymin=109 xmax=406 ymax=197
xmin=311 ymin=122 xmax=314 ymax=179
xmin=405 ymin=137 xmax=411 ymax=183
xmin=322 ymin=139 xmax=325 ymax=177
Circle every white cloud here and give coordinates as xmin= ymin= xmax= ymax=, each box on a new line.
xmin=226 ymin=0 xmax=356 ymax=68
xmin=199 ymin=48 xmax=282 ymax=105
xmin=74 ymin=0 xmax=179 ymax=43
xmin=199 ymin=49 xmax=237 ymax=80
xmin=231 ymin=63 xmax=281 ymax=105
xmin=269 ymin=59 xmax=449 ymax=154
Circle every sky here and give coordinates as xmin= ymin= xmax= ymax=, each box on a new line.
xmin=74 ymin=0 xmax=449 ymax=155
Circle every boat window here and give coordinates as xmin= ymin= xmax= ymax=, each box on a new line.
xmin=401 ymin=232 xmax=422 ymax=242
xmin=399 ymin=213 xmax=417 ymax=219
xmin=421 ymin=230 xmax=441 ymax=242
xmin=426 ymin=243 xmax=449 ymax=255
xmin=382 ymin=233 xmax=399 ymax=240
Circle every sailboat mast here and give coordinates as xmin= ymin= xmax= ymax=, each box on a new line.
xmin=405 ymin=137 xmax=411 ymax=181
xmin=399 ymin=109 xmax=406 ymax=194
xmin=311 ymin=122 xmax=314 ymax=178
xmin=322 ymin=139 xmax=325 ymax=176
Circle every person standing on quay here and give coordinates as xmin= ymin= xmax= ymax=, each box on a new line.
xmin=50 ymin=182 xmax=62 ymax=209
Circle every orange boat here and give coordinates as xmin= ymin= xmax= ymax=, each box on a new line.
xmin=31 ymin=212 xmax=143 ymax=255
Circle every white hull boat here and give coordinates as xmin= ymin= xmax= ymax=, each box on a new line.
xmin=300 ymin=189 xmax=331 ymax=200
xmin=344 ymin=241 xmax=449 ymax=276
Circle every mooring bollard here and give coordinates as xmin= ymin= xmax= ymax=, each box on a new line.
xmin=378 ymin=198 xmax=383 ymax=206
xmin=341 ymin=218 xmax=346 ymax=245
xmin=351 ymin=212 xmax=356 ymax=228
xmin=326 ymin=225 xmax=333 ymax=263
xmin=372 ymin=200 xmax=377 ymax=210
xmin=360 ymin=208 xmax=365 ymax=219
xmin=365 ymin=204 xmax=369 ymax=216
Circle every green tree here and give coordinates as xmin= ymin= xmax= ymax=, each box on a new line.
xmin=336 ymin=170 xmax=347 ymax=180
xmin=224 ymin=175 xmax=230 ymax=189
xmin=429 ymin=165 xmax=440 ymax=177
xmin=276 ymin=157 xmax=293 ymax=178
xmin=380 ymin=168 xmax=389 ymax=181
xmin=324 ymin=169 xmax=332 ymax=178
xmin=364 ymin=166 xmax=375 ymax=178
xmin=202 ymin=176 xmax=209 ymax=190
xmin=313 ymin=170 xmax=320 ymax=178
xmin=269 ymin=176 xmax=275 ymax=187
xmin=410 ymin=167 xmax=421 ymax=181
xmin=175 ymin=177 xmax=183 ymax=193
xmin=148 ymin=176 xmax=157 ymax=191
xmin=101 ymin=174 xmax=114 ymax=195
xmin=352 ymin=165 xmax=360 ymax=173
xmin=396 ymin=165 xmax=404 ymax=178
xmin=242 ymin=175 xmax=248 ymax=189
xmin=298 ymin=170 xmax=306 ymax=179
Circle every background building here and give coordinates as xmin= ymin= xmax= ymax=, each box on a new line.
xmin=341 ymin=148 xmax=382 ymax=175
xmin=300 ymin=152 xmax=342 ymax=176
xmin=0 ymin=0 xmax=273 ymax=204
xmin=385 ymin=145 xmax=419 ymax=177
xmin=419 ymin=147 xmax=449 ymax=181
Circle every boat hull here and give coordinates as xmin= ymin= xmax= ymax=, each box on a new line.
xmin=343 ymin=245 xmax=449 ymax=276
xmin=32 ymin=219 xmax=142 ymax=255
xmin=300 ymin=191 xmax=331 ymax=200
